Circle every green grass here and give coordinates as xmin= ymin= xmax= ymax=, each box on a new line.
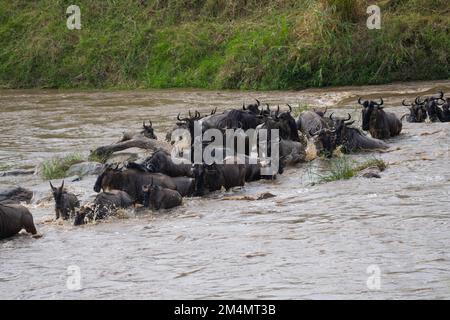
xmin=0 ymin=164 xmax=11 ymax=171
xmin=318 ymin=156 xmax=387 ymax=183
xmin=41 ymin=153 xmax=84 ymax=180
xmin=0 ymin=0 xmax=449 ymax=90
xmin=88 ymin=151 xmax=111 ymax=164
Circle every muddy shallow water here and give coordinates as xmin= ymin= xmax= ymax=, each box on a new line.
xmin=1 ymin=80 xmax=450 ymax=299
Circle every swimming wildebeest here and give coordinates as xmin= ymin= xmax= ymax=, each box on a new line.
xmin=74 ymin=190 xmax=134 ymax=226
xmin=416 ymin=91 xmax=445 ymax=122
xmin=193 ymin=162 xmax=246 ymax=195
xmin=401 ymin=98 xmax=428 ymax=123
xmin=330 ymin=113 xmax=388 ymax=152
xmin=50 ymin=180 xmax=80 ymax=220
xmin=142 ymin=181 xmax=183 ymax=210
xmin=0 ymin=203 xmax=38 ymax=239
xmin=358 ymin=97 xmax=402 ymax=139
xmin=120 ymin=120 xmax=157 ymax=141
xmin=93 ymin=165 xmax=177 ymax=203
xmin=141 ymin=149 xmax=193 ymax=177
xmin=271 ymin=104 xmax=301 ymax=142
xmin=441 ymin=97 xmax=450 ymax=122
xmin=297 ymin=110 xmax=337 ymax=155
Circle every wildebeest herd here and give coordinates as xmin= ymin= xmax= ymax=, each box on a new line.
xmin=1 ymin=91 xmax=448 ymax=240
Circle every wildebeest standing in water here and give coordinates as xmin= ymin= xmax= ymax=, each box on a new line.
xmin=74 ymin=190 xmax=133 ymax=226
xmin=193 ymin=162 xmax=246 ymax=195
xmin=416 ymin=91 xmax=446 ymax=122
xmin=141 ymin=149 xmax=193 ymax=177
xmin=0 ymin=203 xmax=38 ymax=239
xmin=359 ymin=97 xmax=402 ymax=139
xmin=93 ymin=165 xmax=177 ymax=204
xmin=50 ymin=180 xmax=80 ymax=220
xmin=142 ymin=182 xmax=182 ymax=210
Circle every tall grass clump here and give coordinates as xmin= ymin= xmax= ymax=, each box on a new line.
xmin=0 ymin=0 xmax=448 ymax=90
xmin=318 ymin=156 xmax=387 ymax=183
xmin=41 ymin=154 xmax=84 ymax=180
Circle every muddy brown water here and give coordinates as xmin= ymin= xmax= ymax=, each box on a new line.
xmin=1 ymin=80 xmax=450 ymax=299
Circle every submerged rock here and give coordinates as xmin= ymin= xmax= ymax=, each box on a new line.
xmin=66 ymin=162 xmax=103 ymax=177
xmin=0 ymin=187 xmax=33 ymax=204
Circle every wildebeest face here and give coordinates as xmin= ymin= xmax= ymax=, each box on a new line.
xmin=359 ymin=97 xmax=383 ymax=130
xmin=142 ymin=184 xmax=155 ymax=208
xmin=243 ymin=99 xmax=261 ymax=115
xmin=142 ymin=120 xmax=157 ymax=140
xmin=329 ymin=113 xmax=354 ymax=145
xmin=50 ymin=180 xmax=64 ymax=209
xmin=310 ymin=128 xmax=336 ymax=156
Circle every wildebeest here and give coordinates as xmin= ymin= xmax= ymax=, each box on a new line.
xmin=359 ymin=97 xmax=402 ymax=139
xmin=141 ymin=149 xmax=193 ymax=177
xmin=401 ymin=99 xmax=428 ymax=123
xmin=50 ymin=180 xmax=80 ymax=220
xmin=330 ymin=113 xmax=388 ymax=152
xmin=0 ymin=203 xmax=38 ymax=239
xmin=74 ymin=190 xmax=134 ymax=226
xmin=297 ymin=110 xmax=332 ymax=135
xmin=279 ymin=138 xmax=307 ymax=167
xmin=93 ymin=165 xmax=177 ymax=203
xmin=193 ymin=162 xmax=246 ymax=194
xmin=142 ymin=182 xmax=182 ymax=210
xmin=242 ymin=99 xmax=261 ymax=114
xmin=441 ymin=97 xmax=450 ymax=122
xmin=272 ymin=105 xmax=301 ymax=142
xmin=416 ymin=91 xmax=445 ymax=122
xmin=120 ymin=120 xmax=157 ymax=142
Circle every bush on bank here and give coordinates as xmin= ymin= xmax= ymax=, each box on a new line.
xmin=0 ymin=0 xmax=448 ymax=90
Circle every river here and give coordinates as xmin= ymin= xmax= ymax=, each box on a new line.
xmin=1 ymin=80 xmax=450 ymax=299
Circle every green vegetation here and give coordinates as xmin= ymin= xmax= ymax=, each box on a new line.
xmin=41 ymin=153 xmax=84 ymax=180
xmin=0 ymin=0 xmax=448 ymax=90
xmin=0 ymin=164 xmax=11 ymax=171
xmin=318 ymin=156 xmax=387 ymax=183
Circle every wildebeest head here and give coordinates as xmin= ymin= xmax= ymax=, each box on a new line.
xmin=329 ymin=113 xmax=355 ymax=145
xmin=142 ymin=179 xmax=158 ymax=208
xmin=313 ymin=107 xmax=328 ymax=118
xmin=203 ymin=163 xmax=224 ymax=191
xmin=242 ymin=99 xmax=261 ymax=115
xmin=310 ymin=127 xmax=337 ymax=156
xmin=277 ymin=104 xmax=300 ymax=141
xmin=359 ymin=97 xmax=384 ymax=130
xmin=73 ymin=206 xmax=91 ymax=226
xmin=402 ymin=99 xmax=427 ymax=123
xmin=50 ymin=180 xmax=65 ymax=209
xmin=142 ymin=120 xmax=157 ymax=140
xmin=417 ymin=91 xmax=445 ymax=122
xmin=93 ymin=165 xmax=119 ymax=193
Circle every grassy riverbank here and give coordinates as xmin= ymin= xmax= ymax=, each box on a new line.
xmin=0 ymin=0 xmax=448 ymax=90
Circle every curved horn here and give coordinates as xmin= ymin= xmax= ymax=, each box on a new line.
xmin=345 ymin=120 xmax=355 ymax=126
xmin=323 ymin=107 xmax=328 ymax=115
xmin=49 ymin=181 xmax=55 ymax=190
xmin=177 ymin=113 xmax=182 ymax=121
xmin=61 ymin=180 xmax=64 ymax=189
xmin=402 ymin=99 xmax=411 ymax=106
xmin=345 ymin=113 xmax=351 ymax=121
xmin=437 ymin=91 xmax=444 ymax=99
xmin=329 ymin=112 xmax=335 ymax=120
xmin=358 ymin=97 xmax=364 ymax=105
xmin=266 ymin=104 xmax=270 ymax=111
xmin=276 ymin=105 xmax=280 ymax=114
xmin=378 ymin=98 xmax=384 ymax=106
xmin=256 ymin=99 xmax=260 ymax=106
xmin=149 ymin=120 xmax=152 ymax=127
xmin=243 ymin=103 xmax=246 ymax=110
xmin=287 ymin=104 xmax=292 ymax=113
xmin=195 ymin=110 xmax=201 ymax=118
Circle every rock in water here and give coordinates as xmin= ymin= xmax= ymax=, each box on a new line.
xmin=0 ymin=187 xmax=33 ymax=204
xmin=66 ymin=162 xmax=104 ymax=177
